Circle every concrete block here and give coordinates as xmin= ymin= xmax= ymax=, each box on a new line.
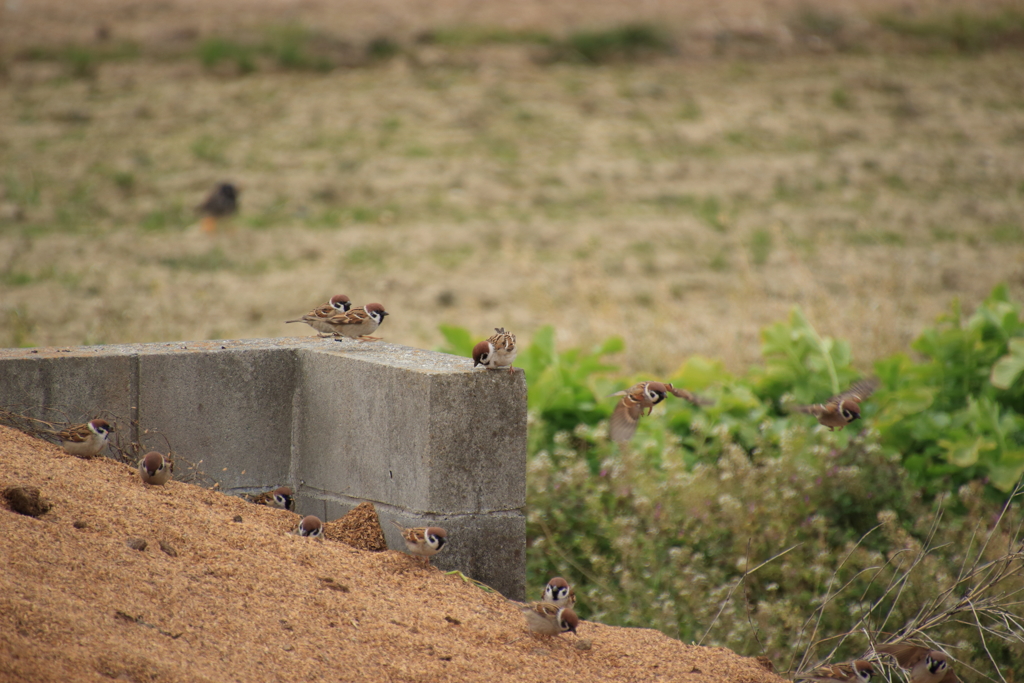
xmin=0 ymin=347 xmax=135 ymax=455
xmin=294 ymin=343 xmax=526 ymax=515
xmin=381 ymin=508 xmax=526 ymax=601
xmin=137 ymin=343 xmax=298 ymax=492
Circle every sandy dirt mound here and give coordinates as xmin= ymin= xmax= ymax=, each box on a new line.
xmin=0 ymin=425 xmax=785 ymax=683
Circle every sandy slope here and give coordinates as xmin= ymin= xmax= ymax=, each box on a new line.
xmin=0 ymin=425 xmax=784 ymax=683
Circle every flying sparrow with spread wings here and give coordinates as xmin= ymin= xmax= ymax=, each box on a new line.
xmin=254 ymin=486 xmax=295 ymax=511
xmin=791 ymin=378 xmax=880 ymax=431
xmin=472 ymin=327 xmax=517 ymax=374
xmin=794 ymin=661 xmax=876 ymax=683
xmin=542 ymin=577 xmax=577 ymax=610
xmin=197 ymin=182 xmax=239 ymax=234
xmin=325 ymin=303 xmax=389 ymax=342
xmin=51 ymin=419 xmax=114 ymax=459
xmin=875 ymin=644 xmax=958 ymax=683
xmin=520 ymin=601 xmax=579 ymax=637
xmin=390 ymin=521 xmax=447 ymax=565
xmin=138 ymin=451 xmax=172 ymax=486
xmin=609 ymin=381 xmax=710 ymax=442
xmin=285 ymin=295 xmax=352 ymax=337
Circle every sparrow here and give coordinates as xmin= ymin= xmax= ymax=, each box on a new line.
xmin=326 ymin=303 xmax=389 ymax=342
xmin=794 ymin=661 xmax=876 ymax=682
xmin=138 ymin=451 xmax=172 ymax=486
xmin=875 ymin=644 xmax=958 ymax=683
xmin=52 ymin=419 xmax=114 ymax=458
xmin=608 ymin=381 xmax=710 ymax=442
xmin=297 ymin=515 xmax=324 ymax=539
xmin=472 ymin=327 xmax=517 ymax=374
xmin=197 ymin=182 xmax=240 ymax=234
xmin=792 ymin=378 xmax=880 ymax=431
xmin=520 ymin=601 xmax=579 ymax=637
xmin=390 ymin=520 xmax=447 ymax=565
xmin=285 ymin=295 xmax=353 ymax=337
xmin=542 ymin=577 xmax=577 ymax=609
xmin=254 ymin=486 xmax=295 ymax=511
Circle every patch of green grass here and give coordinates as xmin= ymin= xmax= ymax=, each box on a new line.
xmin=831 ymin=86 xmax=853 ymax=110
xmin=191 ymin=135 xmax=228 ymax=165
xmin=366 ymin=36 xmax=401 ymax=61
xmin=884 ymin=173 xmax=909 ymax=191
xmin=141 ymin=205 xmax=188 ymax=232
xmin=0 ymin=271 xmax=33 ymax=286
xmin=159 ymin=247 xmax=234 ymax=272
xmin=111 ymin=171 xmax=135 ymax=195
xmin=265 ymin=25 xmax=332 ymax=71
xmin=343 ymin=245 xmax=385 ymax=269
xmin=4 ymin=308 xmax=35 ymax=347
xmin=197 ymin=37 xmax=257 ymax=74
xmin=749 ymin=228 xmax=773 ymax=265
xmin=561 ymin=24 xmax=673 ymax=64
xmin=18 ymin=41 xmax=140 ymax=78
xmin=877 ymin=10 xmax=1024 ymax=54
xmin=431 ymin=245 xmax=474 ymax=269
xmin=991 ymin=224 xmax=1024 ymax=243
xmin=423 ymin=26 xmax=554 ymax=48
xmin=677 ymin=99 xmax=702 ymax=120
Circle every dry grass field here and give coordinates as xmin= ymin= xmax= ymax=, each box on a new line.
xmin=2 ymin=0 xmax=1024 ymax=374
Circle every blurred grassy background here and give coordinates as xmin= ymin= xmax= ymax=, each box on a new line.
xmin=1 ymin=0 xmax=1023 ymax=374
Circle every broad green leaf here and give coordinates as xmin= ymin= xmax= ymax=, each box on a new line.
xmin=938 ymin=437 xmax=995 ymax=467
xmin=990 ymin=338 xmax=1024 ymax=389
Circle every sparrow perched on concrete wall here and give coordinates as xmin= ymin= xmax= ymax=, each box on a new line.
xmin=542 ymin=577 xmax=577 ymax=609
xmin=520 ymin=601 xmax=579 ymax=637
xmin=52 ymin=419 xmax=114 ymax=458
xmin=794 ymin=661 xmax=876 ymax=682
xmin=197 ymin=182 xmax=240 ymax=234
xmin=285 ymin=295 xmax=353 ymax=337
xmin=390 ymin=521 xmax=447 ymax=565
xmin=138 ymin=451 xmax=172 ymax=486
xmin=609 ymin=381 xmax=710 ymax=442
xmin=326 ymin=303 xmax=389 ymax=341
xmin=254 ymin=486 xmax=295 ymax=511
xmin=875 ymin=644 xmax=958 ymax=683
xmin=791 ymin=378 xmax=879 ymax=431
xmin=472 ymin=327 xmax=517 ymax=374
xmin=297 ymin=515 xmax=324 ymax=538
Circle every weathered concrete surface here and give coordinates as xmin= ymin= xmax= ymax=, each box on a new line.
xmin=0 ymin=337 xmax=527 ymax=599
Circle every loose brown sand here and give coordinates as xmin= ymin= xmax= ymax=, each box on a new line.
xmin=0 ymin=424 xmax=785 ymax=683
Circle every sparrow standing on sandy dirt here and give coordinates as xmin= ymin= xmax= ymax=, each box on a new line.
xmin=326 ymin=303 xmax=389 ymax=342
xmin=542 ymin=577 xmax=577 ymax=610
xmin=609 ymin=381 xmax=710 ymax=442
xmin=197 ymin=182 xmax=240 ymax=234
xmin=390 ymin=520 xmax=447 ymax=565
xmin=472 ymin=328 xmax=517 ymax=374
xmin=792 ymin=378 xmax=880 ymax=431
xmin=285 ymin=295 xmax=352 ymax=337
xmin=52 ymin=419 xmax=114 ymax=458
xmin=519 ymin=601 xmax=579 ymax=637
xmin=254 ymin=486 xmax=295 ymax=511
xmin=138 ymin=451 xmax=172 ymax=486
xmin=793 ymin=661 xmax=876 ymax=683
xmin=875 ymin=644 xmax=958 ymax=683
xmin=297 ymin=515 xmax=324 ymax=539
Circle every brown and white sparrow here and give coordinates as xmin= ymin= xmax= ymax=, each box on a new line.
xmin=138 ymin=451 xmax=172 ymax=486
xmin=875 ymin=644 xmax=958 ymax=683
xmin=542 ymin=577 xmax=577 ymax=609
xmin=609 ymin=381 xmax=710 ymax=442
xmin=390 ymin=520 xmax=447 ymax=564
xmin=472 ymin=327 xmax=517 ymax=374
xmin=197 ymin=182 xmax=239 ymax=234
xmin=520 ymin=601 xmax=579 ymax=637
xmin=325 ymin=303 xmax=389 ymax=342
xmin=254 ymin=486 xmax=295 ymax=511
xmin=297 ymin=515 xmax=324 ymax=539
xmin=792 ymin=378 xmax=880 ymax=431
xmin=52 ymin=419 xmax=114 ymax=458
xmin=794 ymin=661 xmax=876 ymax=683
xmin=285 ymin=295 xmax=353 ymax=337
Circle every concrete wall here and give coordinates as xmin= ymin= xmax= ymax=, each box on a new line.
xmin=0 ymin=337 xmax=527 ymax=599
